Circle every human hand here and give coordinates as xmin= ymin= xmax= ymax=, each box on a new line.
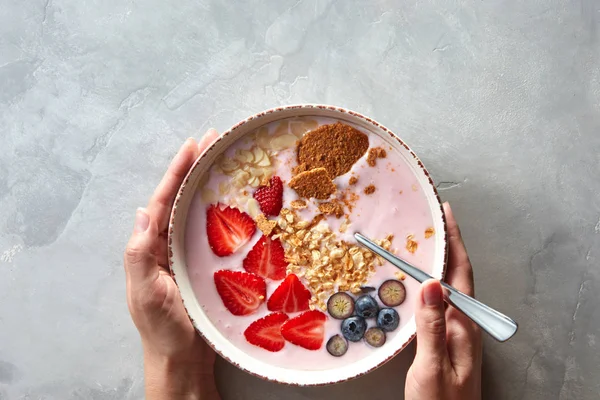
xmin=124 ymin=131 xmax=221 ymax=400
xmin=405 ymin=202 xmax=483 ymax=400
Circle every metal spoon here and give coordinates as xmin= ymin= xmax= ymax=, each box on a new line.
xmin=354 ymin=232 xmax=518 ymax=342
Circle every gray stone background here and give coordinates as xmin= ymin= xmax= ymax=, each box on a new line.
xmin=1 ymin=0 xmax=598 ymax=399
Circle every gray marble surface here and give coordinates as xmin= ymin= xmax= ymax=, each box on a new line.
xmin=1 ymin=0 xmax=599 ymax=399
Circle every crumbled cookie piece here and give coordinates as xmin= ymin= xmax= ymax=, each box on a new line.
xmin=290 ymin=199 xmax=308 ymax=210
xmin=289 ymin=168 xmax=336 ymax=200
xmin=297 ymin=122 xmax=369 ymax=178
xmin=340 ymin=190 xmax=360 ymax=212
xmin=318 ymin=202 xmax=344 ymax=218
xmin=349 ymin=176 xmax=358 ymax=185
xmin=256 ymin=214 xmax=277 ymax=236
xmin=309 ymin=214 xmax=325 ymax=228
xmin=367 ymin=147 xmax=387 ymax=167
xmin=364 ymin=184 xmax=376 ymax=195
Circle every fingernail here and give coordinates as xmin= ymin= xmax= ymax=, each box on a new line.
xmin=183 ymin=137 xmax=195 ymax=150
xmin=423 ymin=280 xmax=443 ymax=306
xmin=134 ymin=208 xmax=150 ymax=233
xmin=443 ymin=202 xmax=452 ymax=216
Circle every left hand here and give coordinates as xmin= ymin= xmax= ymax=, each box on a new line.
xmin=124 ymin=131 xmax=221 ymax=400
xmin=404 ymin=203 xmax=483 ymax=400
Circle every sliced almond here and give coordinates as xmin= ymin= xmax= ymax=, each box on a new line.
xmin=218 ymin=181 xmax=229 ymax=195
xmin=304 ymin=119 xmax=318 ymax=130
xmin=242 ymin=149 xmax=255 ymax=163
xmin=246 ymin=166 xmax=260 ymax=178
xmin=220 ymin=158 xmax=239 ymax=173
xmin=290 ymin=121 xmax=307 ymax=138
xmin=256 ymin=127 xmax=271 ymax=148
xmin=269 ymin=134 xmax=297 ymax=150
xmin=247 ymin=198 xmax=260 ymax=218
xmin=256 ymin=155 xmax=271 ymax=167
xmin=232 ymin=170 xmax=250 ymax=188
xmin=233 ymin=170 xmax=250 ymax=182
xmin=201 ymin=188 xmax=218 ymax=203
xmin=259 ymin=168 xmax=272 ymax=181
xmin=274 ymin=121 xmax=289 ymax=137
xmin=248 ymin=176 xmax=260 ymax=188
xmin=252 ymin=146 xmax=266 ymax=162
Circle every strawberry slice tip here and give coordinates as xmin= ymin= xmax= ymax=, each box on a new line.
xmin=267 ymin=274 xmax=311 ymax=313
xmin=243 ymin=235 xmax=288 ymax=281
xmin=206 ymin=203 xmax=256 ymax=257
xmin=214 ymin=270 xmax=266 ymax=316
xmin=253 ymin=176 xmax=284 ymax=216
xmin=281 ymin=310 xmax=327 ymax=350
xmin=244 ymin=312 xmax=289 ymax=352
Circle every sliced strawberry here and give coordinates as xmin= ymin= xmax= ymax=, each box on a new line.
xmin=244 ymin=312 xmax=289 ymax=352
xmin=281 ymin=310 xmax=327 ymax=350
xmin=214 ymin=270 xmax=266 ymax=316
xmin=267 ymin=274 xmax=311 ymax=313
xmin=206 ymin=203 xmax=256 ymax=257
xmin=253 ymin=176 xmax=283 ymax=216
xmin=243 ymin=235 xmax=288 ymax=281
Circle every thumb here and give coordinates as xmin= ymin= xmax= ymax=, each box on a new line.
xmin=124 ymin=208 xmax=159 ymax=286
xmin=414 ymin=279 xmax=449 ymax=366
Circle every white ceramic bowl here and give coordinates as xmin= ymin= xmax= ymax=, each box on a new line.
xmin=168 ymin=105 xmax=447 ymax=386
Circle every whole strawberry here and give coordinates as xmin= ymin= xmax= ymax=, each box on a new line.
xmin=253 ymin=176 xmax=283 ymax=216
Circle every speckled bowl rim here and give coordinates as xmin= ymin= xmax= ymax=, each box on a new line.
xmin=168 ymin=104 xmax=448 ymax=387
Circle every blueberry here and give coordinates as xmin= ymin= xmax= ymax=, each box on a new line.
xmin=377 ymin=308 xmax=400 ymax=332
xmin=341 ymin=316 xmax=367 ymax=342
xmin=355 ymin=295 xmax=379 ymax=319
xmin=364 ymin=327 xmax=386 ymax=348
xmin=327 ymin=292 xmax=355 ymax=320
xmin=378 ymin=279 xmax=406 ymax=307
xmin=326 ymin=334 xmax=348 ymax=357
xmin=359 ymin=286 xmax=377 ymax=294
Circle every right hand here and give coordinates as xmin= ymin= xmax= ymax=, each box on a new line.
xmin=405 ymin=202 xmax=483 ymax=400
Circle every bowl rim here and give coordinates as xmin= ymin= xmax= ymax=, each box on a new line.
xmin=167 ymin=104 xmax=448 ymax=386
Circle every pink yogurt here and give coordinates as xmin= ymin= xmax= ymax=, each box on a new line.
xmin=185 ymin=117 xmax=435 ymax=371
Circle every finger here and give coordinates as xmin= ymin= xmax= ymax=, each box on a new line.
xmin=124 ymin=208 xmax=160 ymax=285
xmin=155 ymin=232 xmax=169 ymax=268
xmin=198 ymin=128 xmax=219 ymax=153
xmin=147 ymin=138 xmax=198 ymax=232
xmin=414 ymin=280 xmax=450 ymax=368
xmin=446 ymin=316 xmax=482 ymax=372
xmin=443 ymin=202 xmax=475 ymax=296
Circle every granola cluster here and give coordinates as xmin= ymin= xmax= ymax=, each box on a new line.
xmin=273 ymin=208 xmax=393 ymax=311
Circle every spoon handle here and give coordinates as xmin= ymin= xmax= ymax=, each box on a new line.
xmin=354 ymin=233 xmax=518 ymax=342
xmin=440 ymin=281 xmax=518 ymax=341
